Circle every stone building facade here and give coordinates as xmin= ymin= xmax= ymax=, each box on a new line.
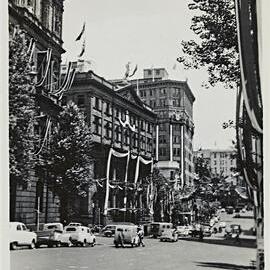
xmin=9 ymin=0 xmax=65 ymax=227
xmin=63 ymin=70 xmax=157 ymax=224
xmin=129 ymin=68 xmax=195 ymax=188
xmin=194 ymin=148 xmax=237 ymax=178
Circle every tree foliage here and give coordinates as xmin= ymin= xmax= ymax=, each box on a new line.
xmin=9 ymin=28 xmax=37 ymax=183
xmin=194 ymin=156 xmax=211 ymax=178
xmin=42 ymin=102 xmax=93 ymax=196
xmin=178 ymin=0 xmax=240 ymax=88
xmin=40 ymin=102 xmax=93 ymax=219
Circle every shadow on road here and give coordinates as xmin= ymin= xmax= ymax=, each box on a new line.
xmin=179 ymin=236 xmax=256 ymax=249
xmin=195 ymin=261 xmax=255 ymax=270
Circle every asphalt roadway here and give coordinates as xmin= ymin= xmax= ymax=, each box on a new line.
xmin=10 ymin=212 xmax=256 ymax=270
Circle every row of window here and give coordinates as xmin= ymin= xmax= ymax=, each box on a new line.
xmin=93 ymin=116 xmax=153 ymax=151
xmin=140 ymin=88 xmax=183 ymax=98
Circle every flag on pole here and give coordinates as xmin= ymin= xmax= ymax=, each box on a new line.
xmin=124 ymin=62 xmax=130 ymax=79
xmin=129 ymin=64 xmax=138 ymax=78
xmin=75 ymin=22 xmax=86 ymax=41
xmin=78 ymin=39 xmax=86 ymax=58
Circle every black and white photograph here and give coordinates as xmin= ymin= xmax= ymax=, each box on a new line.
xmin=1 ymin=0 xmax=269 ymax=269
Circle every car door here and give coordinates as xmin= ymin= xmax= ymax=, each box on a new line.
xmin=21 ymin=224 xmax=31 ymax=244
xmin=16 ymin=224 xmax=24 ymax=245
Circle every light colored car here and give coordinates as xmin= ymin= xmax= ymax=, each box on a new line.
xmin=160 ymin=229 xmax=178 ymax=242
xmin=203 ymin=226 xmax=212 ymax=237
xmin=220 ymin=208 xmax=226 ymax=213
xmin=114 ymin=225 xmax=139 ymax=247
xmin=176 ymin=226 xmax=189 ymax=237
xmin=67 ymin=222 xmax=82 ymax=227
xmin=10 ymin=222 xmax=37 ymax=250
xmin=60 ymin=225 xmax=96 ymax=247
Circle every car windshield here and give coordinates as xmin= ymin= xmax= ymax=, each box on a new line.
xmin=46 ymin=225 xmax=57 ymax=230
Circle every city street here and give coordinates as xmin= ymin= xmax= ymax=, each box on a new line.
xmin=10 ymin=212 xmax=256 ymax=270
xmin=10 ymin=236 xmax=256 ymax=270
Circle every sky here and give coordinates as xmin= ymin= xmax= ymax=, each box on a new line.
xmin=62 ymin=0 xmax=236 ymax=150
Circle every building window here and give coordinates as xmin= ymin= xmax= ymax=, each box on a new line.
xmin=173 ymin=148 xmax=180 ymax=156
xmin=104 ymin=121 xmax=112 ymax=138
xmin=170 ymin=171 xmax=174 ymax=180
xmin=105 ymin=102 xmax=111 ymax=115
xmin=147 ymin=70 xmax=152 ymax=75
xmin=94 ymin=97 xmax=100 ymax=110
xmin=159 ymin=88 xmax=166 ymax=96
xmin=173 ymin=136 xmax=180 ymax=143
xmin=159 ymin=148 xmax=167 ymax=156
xmin=114 ymin=125 xmax=121 ymax=142
xmin=93 ymin=116 xmax=101 ymax=135
xmin=77 ymin=95 xmax=85 ymax=106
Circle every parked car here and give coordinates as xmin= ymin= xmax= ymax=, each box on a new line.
xmin=176 ymin=226 xmax=190 ymax=237
xmin=102 ymin=225 xmax=117 ymax=237
xmin=226 ymin=206 xmax=234 ymax=214
xmin=10 ymin=222 xmax=37 ymax=250
xmin=203 ymin=226 xmax=212 ymax=237
xmin=113 ymin=225 xmax=139 ymax=247
xmin=36 ymin=223 xmax=63 ymax=248
xmin=160 ymin=229 xmax=178 ymax=242
xmin=149 ymin=222 xmax=173 ymax=238
xmin=60 ymin=225 xmax=96 ymax=247
xmin=220 ymin=208 xmax=226 ymax=213
xmin=67 ymin=222 xmax=82 ymax=227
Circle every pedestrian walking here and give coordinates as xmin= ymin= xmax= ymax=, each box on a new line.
xmin=137 ymin=226 xmax=145 ymax=247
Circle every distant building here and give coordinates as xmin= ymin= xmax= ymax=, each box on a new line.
xmin=9 ymin=0 xmax=65 ymax=226
xmin=126 ymin=68 xmax=196 ymax=188
xmin=63 ymin=69 xmax=157 ymax=224
xmin=194 ymin=149 xmax=237 ymax=178
xmin=61 ymin=59 xmax=92 ymax=74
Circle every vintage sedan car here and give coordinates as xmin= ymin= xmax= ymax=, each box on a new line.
xmin=102 ymin=225 xmax=117 ymax=237
xmin=36 ymin=223 xmax=63 ymax=248
xmin=160 ymin=229 xmax=178 ymax=242
xmin=10 ymin=222 xmax=37 ymax=250
xmin=203 ymin=226 xmax=212 ymax=237
xmin=114 ymin=225 xmax=140 ymax=247
xmin=176 ymin=226 xmax=190 ymax=237
xmin=60 ymin=225 xmax=96 ymax=247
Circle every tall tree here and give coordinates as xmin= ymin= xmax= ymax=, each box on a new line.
xmin=41 ymin=102 xmax=93 ymax=221
xmin=178 ymin=0 xmax=239 ymax=89
xmin=9 ymin=28 xmax=37 ymax=185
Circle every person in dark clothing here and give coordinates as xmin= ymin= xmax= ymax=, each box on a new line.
xmin=137 ymin=226 xmax=145 ymax=247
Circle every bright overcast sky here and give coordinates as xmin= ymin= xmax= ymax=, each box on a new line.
xmin=62 ymin=0 xmax=236 ymax=150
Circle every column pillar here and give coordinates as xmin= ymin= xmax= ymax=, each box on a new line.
xmin=155 ymin=124 xmax=159 ymax=161
xmin=169 ymin=123 xmax=173 ymax=162
xmin=180 ymin=125 xmax=184 ymax=188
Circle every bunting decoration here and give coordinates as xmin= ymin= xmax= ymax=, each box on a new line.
xmin=118 ymin=111 xmax=136 ymax=132
xmin=75 ymin=22 xmax=86 ymax=41
xmin=36 ymin=48 xmax=52 ymax=87
xmin=34 ymin=116 xmax=51 ymax=156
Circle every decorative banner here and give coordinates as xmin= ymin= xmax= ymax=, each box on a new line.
xmin=104 ymin=148 xmax=129 ymax=215
xmin=36 ymin=49 xmax=52 ymax=87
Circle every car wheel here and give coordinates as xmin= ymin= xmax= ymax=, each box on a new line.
xmin=56 ymin=242 xmax=61 ymax=248
xmin=91 ymin=239 xmax=96 ymax=247
xmin=10 ymin=242 xmax=17 ymax=250
xmin=48 ymin=243 xmax=54 ymax=248
xmin=81 ymin=239 xmax=87 ymax=247
xmin=29 ymin=240 xmax=36 ymax=249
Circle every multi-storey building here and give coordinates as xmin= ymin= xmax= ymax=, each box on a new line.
xmin=63 ymin=70 xmax=157 ymax=224
xmin=194 ymin=148 xmax=237 ymax=178
xmin=127 ymin=68 xmax=195 ymax=188
xmin=9 ymin=0 xmax=65 ymax=226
